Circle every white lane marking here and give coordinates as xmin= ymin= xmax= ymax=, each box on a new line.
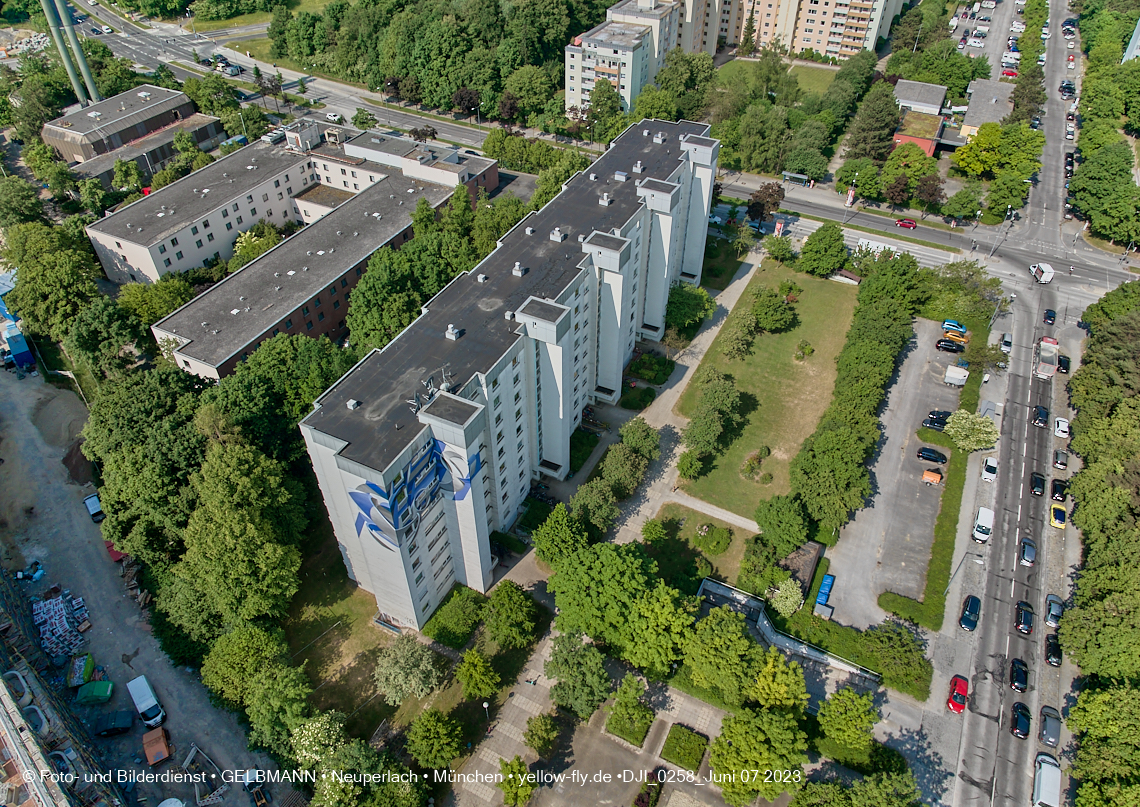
xmin=1011 ymin=577 xmax=1016 ymax=599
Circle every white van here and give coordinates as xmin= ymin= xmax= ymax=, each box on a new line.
xmin=973 ymin=507 xmax=995 ymax=543
xmin=126 ymin=675 xmax=166 ymax=729
xmin=1033 ymin=753 xmax=1061 ymax=807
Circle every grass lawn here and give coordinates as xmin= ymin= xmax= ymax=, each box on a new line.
xmin=660 ymin=724 xmax=708 ymax=772
xmin=515 ymin=498 xmax=553 ymax=533
xmin=283 ymin=520 xmax=395 ymax=739
xmin=716 ymin=60 xmax=754 ymax=86
xmin=701 ymin=237 xmax=746 ymax=292
xmin=32 ymin=338 xmax=100 ymax=406
xmin=789 ymin=65 xmax=836 ymax=94
xmin=675 ymin=259 xmax=857 ymax=517
xmin=651 ymin=503 xmax=750 ymax=589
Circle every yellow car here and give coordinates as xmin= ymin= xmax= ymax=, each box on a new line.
xmin=1050 ymin=504 xmax=1067 ymax=529
xmin=942 ymin=330 xmax=969 ymax=345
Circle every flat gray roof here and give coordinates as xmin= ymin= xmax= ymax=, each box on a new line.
xmin=894 ymin=79 xmax=947 ymax=110
xmin=964 ymin=80 xmax=1015 ymax=128
xmin=44 ymin=85 xmax=187 ymax=138
xmin=88 ymin=140 xmax=308 ymax=245
xmin=73 ymin=113 xmax=219 ymax=179
xmin=292 ymin=182 xmax=356 ymax=208
xmin=584 ymin=232 xmax=626 ymax=251
xmin=302 ymin=119 xmax=710 ymax=474
xmin=518 ymin=299 xmax=565 ymax=323
xmin=154 ymin=170 xmax=452 ymax=367
xmin=422 ymin=394 xmax=480 ymax=426
xmin=581 ymin=20 xmax=650 ymax=48
xmin=345 ymin=130 xmax=497 ymax=177
xmin=609 ymin=0 xmax=680 ymax=21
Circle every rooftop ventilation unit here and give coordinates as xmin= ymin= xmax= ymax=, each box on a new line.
xmin=87 ymin=111 xmax=101 ymax=119
xmin=589 ymin=173 xmax=598 ymax=181
xmin=477 ymin=274 xmax=488 ymax=283
xmin=346 ymin=399 xmax=362 ymax=410
xmin=653 ymin=132 xmax=666 ymax=144
xmin=550 ymin=227 xmax=566 ymax=242
xmin=512 ymin=262 xmax=527 ymax=277
xmin=642 ymin=129 xmax=650 ymax=136
xmin=230 ymin=309 xmax=240 ymax=315
xmin=633 ymin=160 xmax=644 ymax=173
xmin=578 ymin=233 xmax=586 ymax=242
xmin=504 ymin=311 xmax=514 ymax=321
xmin=614 ymin=171 xmax=628 ymax=182
xmin=137 ymin=91 xmax=151 ymax=99
xmin=525 ymin=227 xmax=534 ymax=235
xmin=445 ymin=323 xmax=460 ymax=341
xmin=599 ymin=192 xmax=612 ymax=206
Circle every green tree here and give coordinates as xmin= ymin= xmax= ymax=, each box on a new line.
xmin=524 ymin=712 xmax=560 ymax=758
xmin=569 ymin=478 xmax=619 ymax=541
xmin=405 ymin=709 xmax=462 ymax=769
xmin=228 ymin=223 xmax=282 ymax=273
xmin=200 ymin=624 xmax=293 ymax=707
xmin=498 ymin=755 xmax=535 ymax=806
xmin=6 ymin=229 xmax=99 ymax=342
xmin=0 ymin=175 xmax=43 ymax=227
xmin=769 ymin=577 xmax=805 ymax=618
xmin=587 ymin=78 xmax=623 ymax=128
xmin=753 ymin=494 xmax=809 ymax=559
xmin=843 ymin=83 xmax=901 ymax=162
xmin=663 ymin=283 xmax=712 ymax=337
xmin=544 ymin=633 xmax=612 ymax=718
xmin=944 ymin=410 xmax=1000 ymax=452
xmin=440 ymin=183 xmax=474 ymax=239
xmin=1067 ymin=684 xmax=1140 ymax=785
xmin=789 ymin=426 xmax=872 ymax=534
xmin=791 ymin=783 xmax=853 ymax=807
xmin=710 ymin=708 xmax=808 ymax=805
xmin=112 ymin=158 xmax=143 ymax=191
xmin=752 ymin=286 xmax=795 ymax=332
xmin=600 ymin=442 xmax=648 ymax=499
xmin=79 ymin=178 xmax=108 ymax=216
xmin=746 ymin=182 xmax=786 ymax=223
xmin=641 ymin=519 xmax=668 ymax=543
xmin=951 ymin=121 xmax=1003 ymax=177
xmin=484 ymin=581 xmax=537 ymax=650
xmin=118 ymin=276 xmax=197 ymax=326
xmin=351 ymin=108 xmax=378 ymax=129
xmin=797 ymin=222 xmax=848 ymax=277
xmin=619 ymin=417 xmax=660 ymax=461
xmin=292 ymin=711 xmax=349 ymax=770
xmin=880 ymin=143 xmax=938 ymax=195
xmin=749 ymin=645 xmax=809 ymax=715
xmin=883 ymin=174 xmax=911 ymax=208
xmin=817 ymin=687 xmax=877 ymax=756
xmin=765 ymin=235 xmax=796 ymax=263
xmin=63 ymin=297 xmax=142 ymax=378
xmin=677 ymin=450 xmax=704 ymax=479
xmin=372 ymin=633 xmax=444 ymax=705
xmin=683 ymin=606 xmax=763 ymax=705
xmin=607 ymin=673 xmax=654 ymax=739
xmin=245 ymin=664 xmax=313 ymax=757
xmin=942 ymin=184 xmax=983 ymax=221
xmin=739 ymin=11 xmax=756 ymax=56
xmin=532 ymin=503 xmax=589 ymax=570
xmin=158 ymin=441 xmax=306 ymax=641
xmin=456 ymin=649 xmax=501 ymax=699
xmin=504 ymin=65 xmax=553 ymax=116
xmin=849 ymin=771 xmax=923 ymax=807
xmin=624 ymin=581 xmax=697 ymax=677
xmin=551 ymin=543 xmax=654 ymax=650
xmin=835 ymin=157 xmax=878 ymax=193
xmin=632 ymin=85 xmax=679 ymax=121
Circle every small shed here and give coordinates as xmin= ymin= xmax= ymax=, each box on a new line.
xmin=894 ymin=80 xmax=948 ymax=115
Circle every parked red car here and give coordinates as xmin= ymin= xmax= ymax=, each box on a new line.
xmin=948 ymin=675 xmax=969 ymax=713
xmin=1002 ymin=69 xmax=1019 ymax=77
xmin=895 ymin=218 xmax=918 ymax=229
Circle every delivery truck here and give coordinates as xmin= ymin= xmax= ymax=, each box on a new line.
xmin=1035 ymin=336 xmax=1059 ymax=379
xmin=1030 ymin=263 xmax=1055 ymax=283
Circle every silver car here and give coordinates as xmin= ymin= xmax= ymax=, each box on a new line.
xmin=1020 ymin=538 xmax=1037 ymax=567
xmin=1045 ymin=594 xmax=1064 ymax=627
xmin=1039 ymin=706 xmax=1061 ymax=747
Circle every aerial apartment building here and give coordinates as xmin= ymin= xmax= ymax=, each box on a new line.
xmin=565 ymin=0 xmax=681 ymax=112
xmin=300 ymin=120 xmax=718 ymax=630
xmin=730 ymin=0 xmax=903 ymax=59
xmin=86 ymin=121 xmax=497 ymax=285
xmin=149 ymin=128 xmax=498 ymax=379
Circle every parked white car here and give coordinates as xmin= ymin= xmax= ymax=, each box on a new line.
xmin=1055 ymin=417 xmax=1070 ymax=438
xmin=708 ymin=214 xmax=724 ymax=225
xmin=969 ymin=38 xmax=985 ymax=46
xmin=981 ymin=457 xmax=998 ymax=483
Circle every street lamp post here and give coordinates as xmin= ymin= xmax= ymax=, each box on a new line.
xmin=972 ymin=210 xmax=982 ymax=232
xmin=482 ymin=701 xmax=490 ymax=728
xmin=944 ymin=553 xmax=985 ymax=596
xmin=988 ymin=205 xmax=1013 ymax=259
xmin=472 ymin=105 xmax=480 ymax=126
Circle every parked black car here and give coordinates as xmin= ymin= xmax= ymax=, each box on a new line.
xmin=1030 ymin=472 xmax=1046 ymax=496
xmin=1032 ymin=405 xmax=1049 ymax=427
xmin=1015 ymin=601 xmax=1035 ymax=634
xmin=93 ymin=711 xmax=134 ymax=737
xmin=917 ymin=447 xmax=948 ymax=464
xmin=923 ymin=418 xmax=947 ymax=432
xmin=1058 ymin=354 xmax=1071 ymax=373
xmin=1043 ymin=309 xmax=1056 ymax=325
xmin=960 ymin=595 xmax=981 ymax=631
xmin=936 ymin=339 xmax=966 ymax=353
xmin=1010 ymin=658 xmax=1029 ymax=692
xmin=1011 ymin=702 xmax=1031 ymax=738
xmin=1045 ymin=633 xmax=1062 ymax=666
xmin=1051 ymin=479 xmax=1067 ymax=501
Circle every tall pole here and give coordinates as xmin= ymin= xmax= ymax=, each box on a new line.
xmin=53 ymin=0 xmax=102 ymax=102
xmin=38 ymin=0 xmax=87 ymax=106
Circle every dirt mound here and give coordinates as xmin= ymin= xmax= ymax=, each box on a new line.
xmin=31 ymin=388 xmax=88 ymax=448
xmin=62 ymin=439 xmax=92 ymax=485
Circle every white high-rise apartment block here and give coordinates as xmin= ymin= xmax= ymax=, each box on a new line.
xmin=735 ymin=0 xmax=903 ymax=59
xmin=301 ymin=121 xmax=718 ymax=630
xmin=565 ymin=0 xmax=681 ymax=113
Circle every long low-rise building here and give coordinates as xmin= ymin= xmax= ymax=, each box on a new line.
xmin=86 ymin=120 xmax=497 ymax=284
xmin=300 ymin=120 xmax=717 ymax=631
xmin=151 ymin=168 xmax=454 ymax=379
xmin=73 ymin=112 xmax=225 ymax=189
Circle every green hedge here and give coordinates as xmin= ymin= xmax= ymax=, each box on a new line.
xmin=606 ymin=704 xmax=655 ymax=748
xmin=620 ymin=387 xmax=657 ymax=410
xmin=570 ymin=429 xmax=600 ymax=474
xmin=660 ymin=724 xmax=708 ymax=772
xmin=628 ymin=355 xmax=676 ymax=385
xmin=421 ymin=585 xmax=487 ymax=649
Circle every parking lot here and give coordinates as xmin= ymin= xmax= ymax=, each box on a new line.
xmin=825 ymin=319 xmax=966 ymax=630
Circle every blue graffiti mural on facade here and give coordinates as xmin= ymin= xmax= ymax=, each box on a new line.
xmin=349 ymin=440 xmax=483 ymax=551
